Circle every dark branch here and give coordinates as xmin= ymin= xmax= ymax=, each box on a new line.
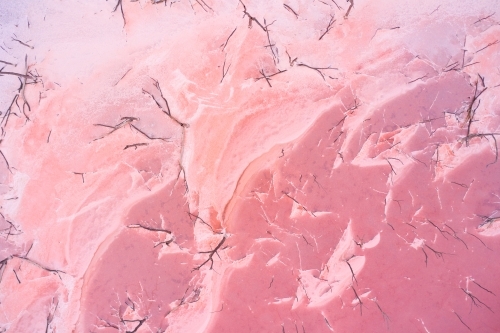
xmin=221 ymin=28 xmax=237 ymax=51
xmin=297 ymin=62 xmax=337 ymax=80
xmin=453 ymin=311 xmax=471 ymax=331
xmin=124 ymin=143 xmax=149 ymax=150
xmin=193 ymin=236 xmax=226 ymax=271
xmin=127 ymin=223 xmax=171 ymax=234
xmin=113 ymin=0 xmax=126 ymax=27
xmin=319 ymin=15 xmax=336 ymax=40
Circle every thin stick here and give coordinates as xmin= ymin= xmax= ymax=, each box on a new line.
xmin=453 ymin=311 xmax=472 ymax=331
xmin=319 ymin=15 xmax=336 ymax=40
xmin=220 ymin=55 xmax=231 ymax=83
xmin=127 ymin=223 xmax=171 ymax=234
xmin=0 ymin=60 xmax=15 ymax=66
xmin=475 ymin=40 xmax=499 ymax=54
xmin=113 ymin=0 xmax=126 ymax=27
xmin=474 ymin=13 xmax=495 ymax=24
xmin=124 ymin=143 xmax=149 ymax=150
xmin=344 ymin=0 xmax=354 ymax=19
xmin=472 ymin=280 xmax=496 ymax=296
xmin=11 ymin=37 xmax=34 ymax=49
xmin=221 ymin=28 xmax=237 ymax=51
xmin=283 ymin=4 xmax=298 ymax=18
xmin=351 ymin=286 xmax=363 ymax=315
xmin=0 ymin=71 xmax=32 ymax=79
xmin=239 ymin=1 xmax=267 ymax=31
xmin=297 ymin=63 xmax=337 ymax=80
xmin=408 ymin=74 xmax=427 ymax=84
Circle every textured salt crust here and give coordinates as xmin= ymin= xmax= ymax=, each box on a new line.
xmin=0 ymin=0 xmax=500 ymax=332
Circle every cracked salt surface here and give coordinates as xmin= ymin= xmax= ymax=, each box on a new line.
xmin=0 ymin=0 xmax=500 ymax=332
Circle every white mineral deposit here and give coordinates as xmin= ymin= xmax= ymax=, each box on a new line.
xmin=0 ymin=0 xmax=499 ymax=332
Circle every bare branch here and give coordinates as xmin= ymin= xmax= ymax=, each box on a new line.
xmin=475 ymin=40 xmax=499 ymax=54
xmin=472 ymin=280 xmax=496 ymax=296
xmin=193 ymin=236 xmax=226 ymax=271
xmin=474 ymin=13 xmax=495 ymax=24
xmin=453 ymin=311 xmax=471 ymax=331
xmin=124 ymin=143 xmax=149 ymax=150
xmin=344 ymin=0 xmax=354 ymax=19
xmin=297 ymin=62 xmax=337 ymax=80
xmin=113 ymin=0 xmax=126 ymax=27
xmin=319 ymin=15 xmax=336 ymax=40
xmin=283 ymin=4 xmax=298 ymax=18
xmin=351 ymin=285 xmax=363 ymax=315
xmin=127 ymin=223 xmax=171 ymax=234
xmin=221 ymin=27 xmax=237 ymax=51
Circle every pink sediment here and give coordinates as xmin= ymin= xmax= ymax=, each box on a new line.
xmin=0 ymin=0 xmax=499 ymax=332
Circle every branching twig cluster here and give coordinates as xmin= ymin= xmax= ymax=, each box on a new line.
xmin=188 ymin=212 xmax=215 ymax=232
xmin=93 ymin=116 xmax=170 ymax=143
xmin=239 ymin=1 xmax=279 ymax=64
xmin=0 ymin=245 xmax=65 ymax=283
xmin=0 ymin=213 xmax=21 ymax=239
xmin=45 ymin=298 xmax=59 ymax=333
xmin=464 ymin=133 xmax=499 ymax=166
xmin=221 ymin=28 xmax=237 ymax=51
xmin=1 ymin=55 xmax=40 ymax=133
xmin=143 ymin=78 xmax=188 ymax=128
xmin=477 ymin=214 xmax=500 ymax=228
xmin=220 ymin=54 xmax=231 ymax=83
xmin=461 ymin=287 xmax=494 ymax=313
xmin=344 ymin=0 xmax=354 ymax=19
xmin=424 ymin=243 xmax=453 ymax=262
xmin=96 ymin=295 xmax=148 ymax=333
xmin=193 ymin=235 xmax=226 ymax=271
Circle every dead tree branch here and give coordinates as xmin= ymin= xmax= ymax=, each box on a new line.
xmin=221 ymin=27 xmax=237 ymax=51
xmin=283 ymin=4 xmax=298 ymax=18
xmin=113 ymin=0 xmax=126 ymax=27
xmin=143 ymin=78 xmax=189 ymax=128
xmin=297 ymin=62 xmax=337 ymax=80
xmin=461 ymin=287 xmax=494 ymax=313
xmin=352 ymin=285 xmax=363 ymax=315
xmin=319 ymin=15 xmax=336 ymax=40
xmin=344 ymin=0 xmax=354 ymax=19
xmin=463 ymin=79 xmax=487 ymax=145
xmin=255 ymin=69 xmax=287 ymax=87
xmin=193 ymin=235 xmax=226 ymax=271
xmin=187 ymin=212 xmax=215 ymax=232
xmin=453 ymin=311 xmax=471 ymax=331
xmin=282 ymin=191 xmax=316 ymax=217
xmin=239 ymin=1 xmax=266 ymax=31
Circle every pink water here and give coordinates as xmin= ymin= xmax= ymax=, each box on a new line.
xmin=1 ymin=0 xmax=499 ymax=332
